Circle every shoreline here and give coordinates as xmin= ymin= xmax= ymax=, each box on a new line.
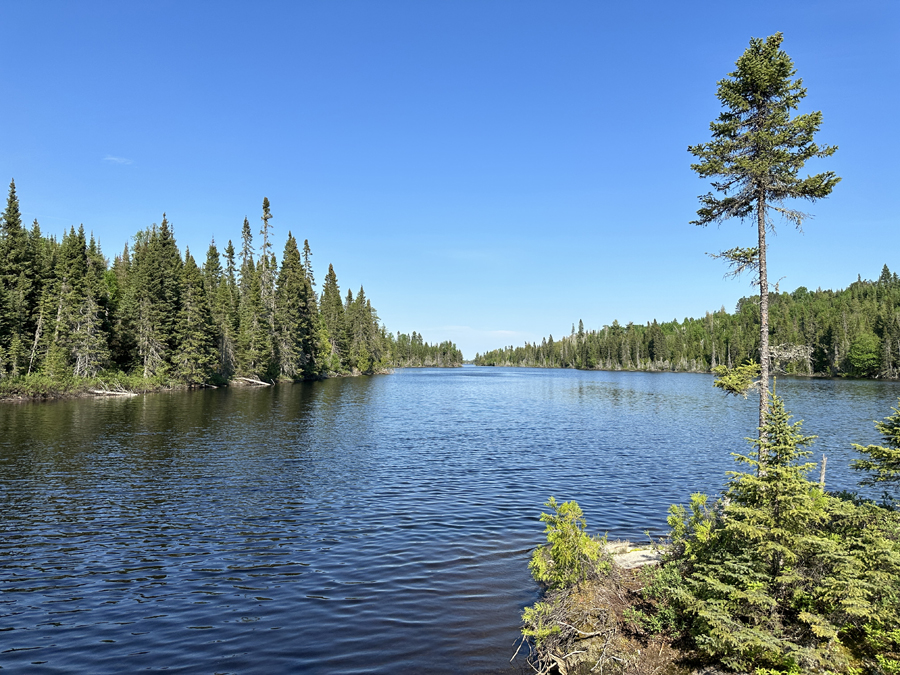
xmin=0 ymin=368 xmax=397 ymax=404
xmin=473 ymin=362 xmax=900 ymax=383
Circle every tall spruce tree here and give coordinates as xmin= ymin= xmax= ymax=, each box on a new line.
xmin=236 ymin=261 xmax=274 ymax=379
xmin=156 ymin=215 xmax=183 ymax=354
xmin=320 ymin=263 xmax=346 ymax=368
xmin=127 ymin=217 xmax=182 ymax=378
xmin=108 ymin=243 xmax=135 ymax=370
xmin=238 ymin=217 xmax=254 ymax=298
xmin=689 ymin=33 xmax=840 ymax=435
xmin=202 ymin=240 xmax=223 ymax=301
xmin=42 ymin=226 xmax=90 ymax=377
xmin=0 ymin=179 xmax=36 ymax=368
xmin=302 ymin=238 xmax=315 ymax=292
xmin=275 ymin=233 xmax=317 ymax=378
xmin=173 ymin=249 xmax=217 ymax=384
xmin=258 ymin=198 xmax=276 ymax=333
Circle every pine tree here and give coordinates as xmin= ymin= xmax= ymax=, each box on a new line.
xmin=346 ymin=286 xmax=377 ymax=372
xmin=852 ymin=398 xmax=900 ymax=492
xmin=258 ymin=198 xmax=276 ymax=333
xmin=689 ymin=33 xmax=840 ymax=436
xmin=202 ymin=240 xmax=222 ymax=301
xmin=173 ymin=249 xmax=217 ymax=384
xmin=236 ymin=218 xmax=270 ymax=376
xmin=71 ymin=288 xmax=110 ymax=377
xmin=156 ymin=215 xmax=183 ymax=353
xmin=200 ymin=239 xmax=231 ymax=379
xmin=127 ymin=217 xmax=182 ymax=378
xmin=107 ymin=243 xmax=135 ymax=370
xmin=239 ymin=217 xmax=254 ymax=298
xmin=215 ymin=239 xmax=239 ymax=377
xmin=236 ymin=257 xmax=274 ymax=379
xmin=320 ymin=263 xmax=346 ymax=368
xmin=275 ymin=233 xmax=317 ymax=378
xmin=302 ymin=238 xmax=315 ymax=292
xmin=0 ymin=179 xmax=36 ymax=368
xmin=667 ymin=394 xmax=838 ymax=670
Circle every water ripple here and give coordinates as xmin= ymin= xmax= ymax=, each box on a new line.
xmin=1 ymin=368 xmax=897 ymax=673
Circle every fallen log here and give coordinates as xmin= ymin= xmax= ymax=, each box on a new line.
xmin=90 ymin=389 xmax=138 ymax=397
xmin=235 ymin=377 xmax=272 ymax=386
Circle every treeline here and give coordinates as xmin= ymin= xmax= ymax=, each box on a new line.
xmin=475 ymin=266 xmax=900 ymax=379
xmin=0 ymin=180 xmax=462 ymax=388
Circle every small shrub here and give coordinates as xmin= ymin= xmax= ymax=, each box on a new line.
xmin=528 ymin=497 xmax=609 ymax=589
xmin=626 ymin=563 xmax=687 ymax=637
xmin=520 ymin=600 xmax=561 ymax=648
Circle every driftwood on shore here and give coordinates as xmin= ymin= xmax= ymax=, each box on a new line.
xmin=234 ymin=377 xmax=272 ymax=386
xmin=90 ymin=389 xmax=138 ymax=397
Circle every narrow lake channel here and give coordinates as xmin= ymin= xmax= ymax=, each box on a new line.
xmin=2 ymin=367 xmax=898 ymax=673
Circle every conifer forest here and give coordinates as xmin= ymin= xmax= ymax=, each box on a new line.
xmin=0 ymin=181 xmax=462 ymax=393
xmin=475 ymin=267 xmax=900 ymax=380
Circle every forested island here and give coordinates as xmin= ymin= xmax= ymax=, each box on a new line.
xmin=475 ymin=266 xmax=900 ymax=380
xmin=0 ymin=182 xmax=462 ymax=399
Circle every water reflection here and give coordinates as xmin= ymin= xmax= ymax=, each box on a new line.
xmin=1 ymin=368 xmax=897 ymax=673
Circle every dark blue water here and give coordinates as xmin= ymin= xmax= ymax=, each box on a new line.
xmin=1 ymin=367 xmax=897 ymax=673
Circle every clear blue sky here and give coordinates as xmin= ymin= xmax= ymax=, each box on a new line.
xmin=3 ymin=1 xmax=897 ymax=359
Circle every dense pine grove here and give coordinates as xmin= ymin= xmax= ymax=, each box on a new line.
xmin=475 ymin=268 xmax=900 ymax=379
xmin=0 ymin=181 xmax=462 ymax=392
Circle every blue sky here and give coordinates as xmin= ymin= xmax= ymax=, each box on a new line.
xmin=3 ymin=1 xmax=897 ymax=358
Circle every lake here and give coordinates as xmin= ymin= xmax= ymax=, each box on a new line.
xmin=2 ymin=367 xmax=898 ymax=673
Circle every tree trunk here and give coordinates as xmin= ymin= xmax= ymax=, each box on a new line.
xmin=757 ymin=192 xmax=770 ymax=454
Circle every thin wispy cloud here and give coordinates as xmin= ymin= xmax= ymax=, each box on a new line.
xmin=103 ymin=155 xmax=133 ymax=165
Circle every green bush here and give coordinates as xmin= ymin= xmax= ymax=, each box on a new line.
xmin=520 ymin=600 xmax=561 ymax=648
xmin=528 ymin=497 xmax=609 ymax=590
xmin=625 ymin=562 xmax=686 ymax=636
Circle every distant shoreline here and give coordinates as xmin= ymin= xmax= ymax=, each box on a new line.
xmin=474 ymin=362 xmax=900 ymax=382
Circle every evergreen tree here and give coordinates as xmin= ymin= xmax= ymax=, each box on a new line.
xmin=0 ymin=179 xmax=36 ymax=365
xmin=155 ymin=215 xmax=183 ymax=353
xmin=660 ymin=394 xmax=900 ymax=673
xmin=224 ymin=239 xmax=237 ymax=292
xmin=320 ymin=263 xmax=346 ymax=368
xmin=236 ymin=257 xmax=274 ymax=379
xmin=236 ymin=218 xmax=274 ymax=376
xmin=127 ymin=217 xmax=182 ymax=378
xmin=239 ymin=217 xmax=254 ymax=298
xmin=275 ymin=233 xmax=317 ymax=378
xmin=302 ymin=238 xmax=315 ymax=291
xmin=71 ymin=287 xmax=110 ymax=377
xmin=667 ymin=395 xmax=832 ymax=670
xmin=346 ymin=286 xmax=378 ymax=372
xmin=852 ymin=398 xmax=900 ymax=492
xmin=107 ymin=243 xmax=135 ymax=370
xmin=689 ymin=33 xmax=840 ymax=435
xmin=258 ymin=198 xmax=276 ymax=333
xmin=212 ymin=239 xmax=239 ymax=378
xmin=173 ymin=249 xmax=217 ymax=384
xmin=202 ymin=240 xmax=222 ymax=301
